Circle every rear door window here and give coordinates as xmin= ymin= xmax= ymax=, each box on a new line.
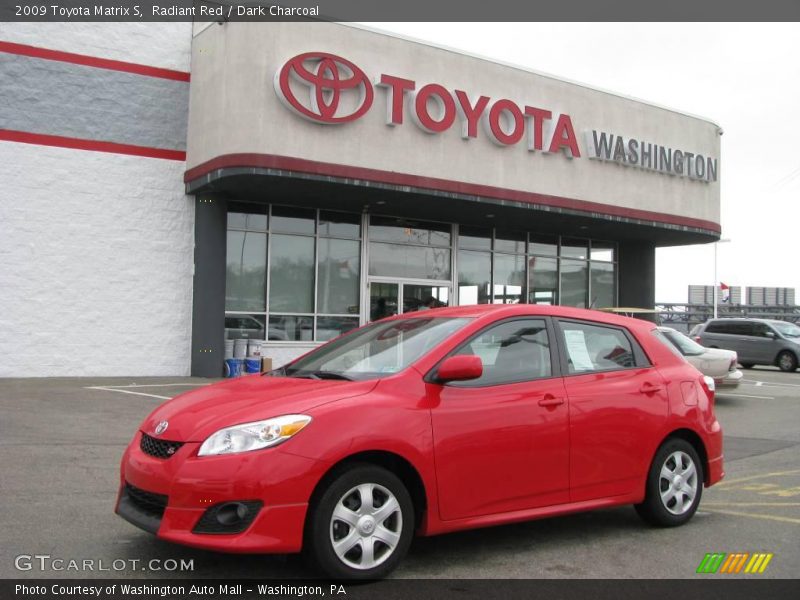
xmin=557 ymin=320 xmax=649 ymax=374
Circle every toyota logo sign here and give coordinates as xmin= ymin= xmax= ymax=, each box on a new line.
xmin=274 ymin=52 xmax=374 ymax=124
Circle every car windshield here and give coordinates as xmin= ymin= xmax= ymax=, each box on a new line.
xmin=281 ymin=317 xmax=471 ymax=381
xmin=660 ymin=329 xmax=706 ymax=356
xmin=772 ymin=321 xmax=800 ymax=338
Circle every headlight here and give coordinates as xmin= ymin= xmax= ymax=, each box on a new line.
xmin=197 ymin=414 xmax=312 ymax=457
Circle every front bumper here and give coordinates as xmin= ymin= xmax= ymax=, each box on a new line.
xmin=115 ymin=432 xmax=328 ymax=553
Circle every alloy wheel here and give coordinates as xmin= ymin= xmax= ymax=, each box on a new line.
xmin=329 ymin=483 xmax=403 ymax=570
xmin=658 ymin=450 xmax=699 ymax=515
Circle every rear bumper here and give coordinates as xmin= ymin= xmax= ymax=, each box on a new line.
xmin=707 ymin=455 xmax=725 ymax=487
xmin=717 ymin=370 xmax=743 ymax=388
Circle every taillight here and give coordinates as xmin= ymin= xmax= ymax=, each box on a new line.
xmin=694 ymin=336 xmax=702 ymax=343
xmin=701 ymin=375 xmax=716 ymax=404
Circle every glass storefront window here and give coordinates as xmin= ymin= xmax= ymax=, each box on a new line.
xmin=370 ymin=216 xmax=451 ymax=247
xmin=494 ymin=230 xmax=526 ymax=254
xmin=458 ymin=250 xmax=491 ymax=305
xmin=590 ymin=241 xmax=615 ymax=262
xmin=316 ymin=316 xmax=360 ymax=341
xmin=269 ymin=234 xmax=315 ymax=312
xmin=458 ymin=226 xmax=492 ymax=250
xmin=529 ymin=234 xmax=558 ymax=256
xmin=528 ymin=256 xmax=558 ymax=305
xmin=317 ymin=238 xmax=360 ymax=315
xmin=561 ymin=238 xmax=588 ymax=260
xmin=319 ymin=211 xmax=361 ymax=238
xmin=271 ymin=206 xmax=316 ymax=235
xmin=590 ymin=261 xmax=615 ymax=309
xmin=225 ymin=231 xmax=267 ymax=311
xmin=369 ymin=242 xmax=451 ymax=280
xmin=269 ymin=315 xmax=314 ymax=341
xmin=493 ymin=253 xmax=526 ymax=304
xmin=560 ymin=258 xmax=589 ymax=308
xmin=224 ymin=313 xmax=266 ymax=340
xmin=227 ymin=202 xmax=267 ymax=231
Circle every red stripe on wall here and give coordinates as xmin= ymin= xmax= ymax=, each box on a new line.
xmin=0 ymin=130 xmax=186 ymax=161
xmin=0 ymin=40 xmax=190 ymax=82
xmin=184 ymin=153 xmax=721 ymax=235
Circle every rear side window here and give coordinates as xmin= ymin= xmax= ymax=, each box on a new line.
xmin=558 ymin=321 xmax=647 ymax=374
xmin=704 ymin=321 xmax=735 ymax=334
xmin=451 ymin=318 xmax=553 ymax=386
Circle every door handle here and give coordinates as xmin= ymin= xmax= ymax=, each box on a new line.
xmin=639 ymin=382 xmax=664 ymax=394
xmin=538 ymin=395 xmax=565 ymax=407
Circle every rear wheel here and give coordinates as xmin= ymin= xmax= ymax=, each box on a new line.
xmin=304 ymin=464 xmax=414 ymax=580
xmin=777 ymin=351 xmax=798 ymax=373
xmin=635 ymin=438 xmax=703 ymax=527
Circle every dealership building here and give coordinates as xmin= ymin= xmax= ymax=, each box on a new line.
xmin=0 ymin=22 xmax=721 ymax=377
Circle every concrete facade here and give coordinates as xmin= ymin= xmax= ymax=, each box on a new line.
xmin=186 ymin=22 xmax=721 ymax=233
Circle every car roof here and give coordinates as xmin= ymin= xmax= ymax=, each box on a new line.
xmin=384 ymin=304 xmax=658 ymax=331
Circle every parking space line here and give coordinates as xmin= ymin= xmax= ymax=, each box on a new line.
xmin=704 ymin=508 xmax=800 ymax=525
xmin=85 ymin=386 xmax=171 ymax=400
xmin=717 ymin=393 xmax=775 ymax=399
xmin=93 ymin=383 xmax=208 ymax=388
xmin=704 ymin=502 xmax=800 ymax=507
xmin=715 ymin=469 xmax=800 ymax=487
xmin=742 ymin=379 xmax=800 ymax=389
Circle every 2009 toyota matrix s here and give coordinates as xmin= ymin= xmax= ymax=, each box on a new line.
xmin=117 ymin=304 xmax=723 ymax=579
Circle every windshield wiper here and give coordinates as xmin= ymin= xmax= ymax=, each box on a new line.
xmin=284 ymin=369 xmax=353 ymax=381
xmin=309 ymin=370 xmax=354 ymax=381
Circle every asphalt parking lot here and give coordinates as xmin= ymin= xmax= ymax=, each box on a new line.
xmin=1 ymin=368 xmax=798 ymax=580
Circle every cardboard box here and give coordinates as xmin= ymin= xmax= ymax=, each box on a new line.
xmin=261 ymin=357 xmax=273 ymax=373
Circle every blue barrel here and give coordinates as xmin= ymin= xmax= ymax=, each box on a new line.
xmin=245 ymin=357 xmax=261 ymax=374
xmin=224 ymin=358 xmax=244 ymax=378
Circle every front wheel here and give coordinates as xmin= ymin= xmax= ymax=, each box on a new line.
xmin=635 ymin=439 xmax=703 ymax=527
xmin=777 ymin=351 xmax=798 ymax=372
xmin=304 ymin=464 xmax=414 ymax=580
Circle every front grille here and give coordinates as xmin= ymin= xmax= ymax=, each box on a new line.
xmin=125 ymin=483 xmax=168 ymax=518
xmin=140 ymin=432 xmax=184 ymax=459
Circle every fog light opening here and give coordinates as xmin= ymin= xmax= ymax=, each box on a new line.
xmin=216 ymin=502 xmax=249 ymax=526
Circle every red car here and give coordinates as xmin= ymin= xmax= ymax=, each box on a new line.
xmin=117 ymin=305 xmax=723 ymax=579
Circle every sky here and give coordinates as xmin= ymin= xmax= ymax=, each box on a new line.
xmin=366 ymin=23 xmax=800 ymax=304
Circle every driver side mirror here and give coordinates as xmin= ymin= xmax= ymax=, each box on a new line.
xmin=765 ymin=331 xmax=776 ymax=339
xmin=436 ymin=355 xmax=483 ymax=383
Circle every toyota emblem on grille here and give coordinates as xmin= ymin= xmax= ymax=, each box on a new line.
xmin=154 ymin=421 xmax=169 ymax=435
xmin=275 ymin=52 xmax=374 ymax=124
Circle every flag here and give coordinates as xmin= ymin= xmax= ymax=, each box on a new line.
xmin=720 ymin=282 xmax=730 ymax=303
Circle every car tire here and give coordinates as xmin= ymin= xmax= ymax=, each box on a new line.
xmin=304 ymin=464 xmax=414 ymax=580
xmin=777 ymin=351 xmax=798 ymax=373
xmin=740 ymin=363 xmax=754 ymax=369
xmin=635 ymin=438 xmax=704 ymax=527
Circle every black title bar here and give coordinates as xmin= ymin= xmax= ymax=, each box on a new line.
xmin=2 ymin=0 xmax=800 ymax=22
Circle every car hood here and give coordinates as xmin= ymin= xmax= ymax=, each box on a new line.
xmin=140 ymin=375 xmax=378 ymax=442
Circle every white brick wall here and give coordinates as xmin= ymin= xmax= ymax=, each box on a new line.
xmin=0 ymin=22 xmax=192 ymax=71
xmin=0 ymin=142 xmax=194 ymax=377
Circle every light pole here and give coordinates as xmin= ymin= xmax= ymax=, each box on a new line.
xmin=713 ymin=238 xmax=732 ymax=319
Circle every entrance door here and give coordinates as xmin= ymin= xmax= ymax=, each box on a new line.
xmin=369 ymin=280 xmax=451 ymax=321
